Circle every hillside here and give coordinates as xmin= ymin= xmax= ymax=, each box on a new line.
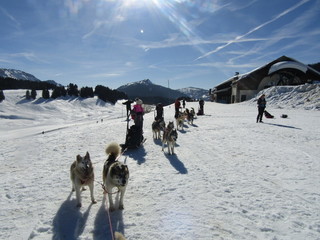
xmin=246 ymin=83 xmax=320 ymax=110
xmin=0 ymin=68 xmax=41 ymax=82
xmin=117 ymin=79 xmax=188 ymax=105
xmin=177 ymin=87 xmax=210 ymax=100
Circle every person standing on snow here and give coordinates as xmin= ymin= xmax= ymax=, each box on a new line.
xmin=123 ymin=99 xmax=133 ymax=120
xmin=256 ymin=94 xmax=266 ymax=123
xmin=198 ymin=99 xmax=204 ymax=115
xmin=155 ymin=103 xmax=164 ymax=121
xmin=132 ymin=98 xmax=144 ymax=130
xmin=174 ymin=99 xmax=181 ymax=118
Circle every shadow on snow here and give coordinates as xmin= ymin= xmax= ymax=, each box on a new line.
xmin=263 ymin=122 xmax=302 ymax=130
xmin=164 ymin=153 xmax=188 ymax=174
xmin=93 ymin=194 xmax=125 ymax=240
xmin=123 ymin=146 xmax=146 ymax=165
xmin=52 ymin=193 xmax=92 ymax=240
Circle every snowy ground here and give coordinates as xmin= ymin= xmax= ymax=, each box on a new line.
xmin=0 ymin=85 xmax=319 ymax=240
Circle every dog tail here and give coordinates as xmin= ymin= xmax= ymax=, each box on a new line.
xmin=106 ymin=142 xmax=121 ymax=160
xmin=114 ymin=232 xmax=126 ymax=240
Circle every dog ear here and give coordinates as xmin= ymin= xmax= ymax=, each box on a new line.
xmin=76 ymin=155 xmax=82 ymax=162
xmin=85 ymin=151 xmax=90 ymax=159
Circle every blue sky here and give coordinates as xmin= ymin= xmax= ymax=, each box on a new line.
xmin=0 ymin=0 xmax=319 ymax=90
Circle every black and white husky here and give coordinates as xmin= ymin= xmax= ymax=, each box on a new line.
xmin=102 ymin=142 xmax=129 ymax=211
xmin=162 ymin=121 xmax=178 ymax=155
xmin=152 ymin=118 xmax=165 ymax=139
xmin=70 ymin=152 xmax=97 ymax=207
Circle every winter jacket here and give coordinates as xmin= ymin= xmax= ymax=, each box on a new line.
xmin=257 ymin=97 xmax=266 ymax=108
xmin=133 ymin=104 xmax=144 ymax=114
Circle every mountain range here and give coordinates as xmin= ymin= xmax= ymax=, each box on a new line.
xmin=0 ymin=68 xmax=61 ymax=86
xmin=0 ymin=68 xmax=209 ymax=104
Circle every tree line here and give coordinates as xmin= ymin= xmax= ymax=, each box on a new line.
xmin=0 ymin=77 xmax=127 ymax=104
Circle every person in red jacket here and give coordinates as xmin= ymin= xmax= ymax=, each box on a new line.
xmin=174 ymin=99 xmax=181 ymax=118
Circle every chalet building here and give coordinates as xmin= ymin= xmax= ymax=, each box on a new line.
xmin=210 ymin=56 xmax=320 ymax=103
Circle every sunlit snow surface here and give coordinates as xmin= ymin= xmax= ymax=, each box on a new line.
xmin=0 ymin=85 xmax=319 ymax=240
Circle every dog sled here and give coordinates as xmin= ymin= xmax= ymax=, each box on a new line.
xmin=264 ymin=110 xmax=274 ymax=119
xmin=121 ymin=114 xmax=145 ymax=150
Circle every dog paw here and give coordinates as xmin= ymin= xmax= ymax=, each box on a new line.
xmin=76 ymin=203 xmax=82 ymax=208
xmin=92 ymin=200 xmax=97 ymax=204
xmin=119 ymin=204 xmax=124 ymax=210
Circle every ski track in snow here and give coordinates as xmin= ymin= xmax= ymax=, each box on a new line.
xmin=0 ymin=88 xmax=320 ymax=240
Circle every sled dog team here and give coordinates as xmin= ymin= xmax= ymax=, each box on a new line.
xmin=71 ymin=105 xmax=196 ymax=207
xmin=152 ymin=107 xmax=196 ymax=155
xmin=70 ymin=142 xmax=129 ymax=211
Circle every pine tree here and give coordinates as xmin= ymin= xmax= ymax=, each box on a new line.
xmin=42 ymin=89 xmax=50 ymax=99
xmin=31 ymin=89 xmax=37 ymax=99
xmin=26 ymin=90 xmax=31 ymax=99
xmin=0 ymin=90 xmax=5 ymax=102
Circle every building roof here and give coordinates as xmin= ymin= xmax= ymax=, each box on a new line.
xmin=213 ymin=56 xmax=320 ymax=91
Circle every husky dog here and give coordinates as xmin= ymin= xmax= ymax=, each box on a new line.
xmin=176 ymin=112 xmax=186 ymax=130
xmin=190 ymin=107 xmax=196 ymax=118
xmin=162 ymin=121 xmax=178 ymax=155
xmin=152 ymin=118 xmax=165 ymax=139
xmin=185 ymin=108 xmax=194 ymax=125
xmin=103 ymin=142 xmax=129 ymax=211
xmin=70 ymin=152 xmax=96 ymax=207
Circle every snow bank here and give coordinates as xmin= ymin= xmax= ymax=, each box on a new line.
xmin=246 ymin=83 xmax=320 ymax=110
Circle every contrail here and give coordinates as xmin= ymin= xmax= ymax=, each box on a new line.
xmin=195 ymin=0 xmax=310 ymax=61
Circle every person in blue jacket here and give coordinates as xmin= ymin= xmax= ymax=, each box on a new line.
xmin=256 ymin=94 xmax=266 ymax=123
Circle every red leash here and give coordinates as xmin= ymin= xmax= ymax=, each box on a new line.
xmin=105 ymin=193 xmax=115 ymax=240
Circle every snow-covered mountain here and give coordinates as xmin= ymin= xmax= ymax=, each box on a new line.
xmin=0 ymin=68 xmax=41 ymax=82
xmin=117 ymin=79 xmax=188 ymax=104
xmin=0 ymin=68 xmax=62 ymax=87
xmin=177 ymin=87 xmax=210 ymax=100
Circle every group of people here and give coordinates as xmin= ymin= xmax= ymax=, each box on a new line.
xmin=123 ymin=97 xmax=205 ymax=148
xmin=175 ymin=98 xmax=205 ymax=118
xmin=123 ymin=94 xmax=267 ymax=133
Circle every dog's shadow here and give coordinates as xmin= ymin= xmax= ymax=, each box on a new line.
xmin=93 ymin=194 xmax=125 ymax=240
xmin=153 ymin=138 xmax=162 ymax=146
xmin=124 ymin=146 xmax=146 ymax=165
xmin=52 ymin=193 xmax=92 ymax=240
xmin=164 ymin=153 xmax=188 ymax=174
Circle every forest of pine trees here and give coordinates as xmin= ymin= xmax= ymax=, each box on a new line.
xmin=0 ymin=77 xmax=127 ymax=104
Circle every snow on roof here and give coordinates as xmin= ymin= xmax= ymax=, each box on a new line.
xmin=268 ymin=61 xmax=308 ymax=75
